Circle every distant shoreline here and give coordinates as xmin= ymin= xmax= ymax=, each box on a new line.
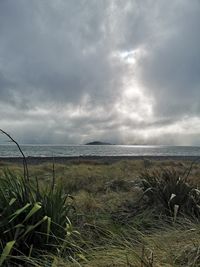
xmin=0 ymin=155 xmax=199 ymax=165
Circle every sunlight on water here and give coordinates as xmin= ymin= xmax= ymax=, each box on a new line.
xmin=0 ymin=145 xmax=199 ymax=157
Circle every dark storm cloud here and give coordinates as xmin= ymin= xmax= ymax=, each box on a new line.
xmin=0 ymin=72 xmax=13 ymax=102
xmin=0 ymin=0 xmax=199 ymax=144
xmin=0 ymin=0 xmax=123 ymax=107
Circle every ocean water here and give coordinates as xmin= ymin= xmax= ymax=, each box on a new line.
xmin=0 ymin=144 xmax=199 ymax=157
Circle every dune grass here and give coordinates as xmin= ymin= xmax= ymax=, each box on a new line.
xmin=0 ymin=157 xmax=199 ymax=266
xmin=0 ymin=130 xmax=199 ymax=266
xmin=0 ymin=168 xmax=84 ymax=266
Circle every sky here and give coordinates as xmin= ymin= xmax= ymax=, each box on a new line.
xmin=0 ymin=0 xmax=200 ymax=145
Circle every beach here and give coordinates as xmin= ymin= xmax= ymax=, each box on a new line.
xmin=0 ymin=155 xmax=200 ymax=266
xmin=0 ymin=155 xmax=199 ymax=165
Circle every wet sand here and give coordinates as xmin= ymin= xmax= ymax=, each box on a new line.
xmin=0 ymin=155 xmax=199 ymax=165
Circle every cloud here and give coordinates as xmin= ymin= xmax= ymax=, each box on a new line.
xmin=0 ymin=0 xmax=199 ymax=145
xmin=0 ymin=0 xmax=122 ymax=105
xmin=137 ymin=0 xmax=200 ymax=117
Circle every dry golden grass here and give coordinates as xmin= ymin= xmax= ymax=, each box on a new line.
xmin=0 ymin=158 xmax=199 ymax=266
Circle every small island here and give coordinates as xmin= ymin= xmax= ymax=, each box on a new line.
xmin=85 ymin=141 xmax=113 ymax=145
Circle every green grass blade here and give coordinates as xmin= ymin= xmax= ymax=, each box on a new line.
xmin=23 ymin=202 xmax=42 ymax=222
xmin=0 ymin=240 xmax=15 ymax=266
xmin=8 ymin=198 xmax=16 ymax=206
xmin=46 ymin=216 xmax=51 ymax=243
xmin=9 ymin=203 xmax=31 ymax=223
xmin=20 ymin=216 xmax=48 ymax=239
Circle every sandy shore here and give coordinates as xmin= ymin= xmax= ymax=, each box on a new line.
xmin=0 ymin=155 xmax=199 ymax=165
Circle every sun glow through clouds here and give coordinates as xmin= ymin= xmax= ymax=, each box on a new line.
xmin=117 ymin=86 xmax=154 ymax=122
xmin=112 ymin=48 xmax=145 ymax=65
xmin=0 ymin=1 xmax=199 ymax=145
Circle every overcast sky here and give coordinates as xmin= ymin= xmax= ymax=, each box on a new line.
xmin=0 ymin=0 xmax=199 ymax=145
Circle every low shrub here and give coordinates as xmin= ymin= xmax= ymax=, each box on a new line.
xmin=0 ymin=129 xmax=82 ymax=266
xmin=140 ymin=168 xmax=200 ymax=219
xmin=0 ymin=170 xmax=79 ymax=266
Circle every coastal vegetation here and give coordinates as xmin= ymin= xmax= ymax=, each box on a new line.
xmin=0 ymin=157 xmax=199 ymax=266
xmin=0 ymin=131 xmax=200 ymax=266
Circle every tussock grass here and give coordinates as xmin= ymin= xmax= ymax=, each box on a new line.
xmin=140 ymin=168 xmax=200 ymax=219
xmin=0 ymin=169 xmax=82 ymax=266
xmin=0 ymin=129 xmax=199 ymax=266
xmin=0 ymin=159 xmax=200 ymax=266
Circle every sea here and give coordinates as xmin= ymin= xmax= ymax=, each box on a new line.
xmin=0 ymin=144 xmax=200 ymax=157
